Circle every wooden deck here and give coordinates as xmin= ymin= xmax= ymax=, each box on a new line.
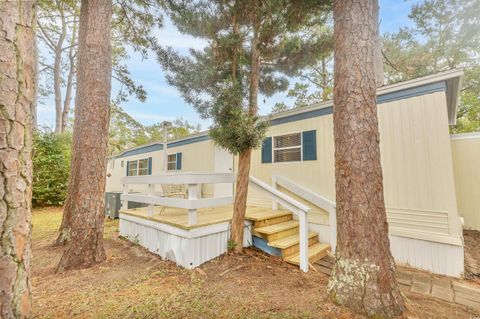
xmin=120 ymin=205 xmax=290 ymax=230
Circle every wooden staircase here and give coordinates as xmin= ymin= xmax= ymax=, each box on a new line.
xmin=245 ymin=209 xmax=331 ymax=268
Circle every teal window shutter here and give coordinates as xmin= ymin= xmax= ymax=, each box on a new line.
xmin=302 ymin=130 xmax=317 ymax=161
xmin=126 ymin=161 xmax=130 ymax=176
xmin=261 ymin=137 xmax=272 ymax=163
xmin=148 ymin=157 xmax=152 ymax=175
xmin=176 ymin=152 xmax=182 ymax=170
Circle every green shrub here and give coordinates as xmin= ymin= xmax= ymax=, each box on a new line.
xmin=32 ymin=129 xmax=72 ymax=207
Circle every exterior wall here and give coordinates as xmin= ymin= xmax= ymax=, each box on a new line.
xmin=166 ymin=139 xmax=216 ymax=197
xmin=243 ymin=90 xmax=463 ymax=247
xmin=106 ymin=150 xmax=162 ymax=193
xmin=243 ymin=114 xmax=335 ymax=226
xmin=451 ymin=133 xmax=480 ymax=230
xmin=106 ymin=139 xmax=216 ymax=196
xmin=119 ymin=213 xmax=252 ymax=269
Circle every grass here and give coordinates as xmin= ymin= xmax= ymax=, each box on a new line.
xmin=31 ymin=207 xmax=480 ymax=319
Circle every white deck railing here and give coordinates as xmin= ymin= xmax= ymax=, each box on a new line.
xmin=272 ymin=175 xmax=337 ymax=252
xmin=249 ymin=176 xmax=311 ymax=272
xmin=121 ymin=172 xmax=236 ymax=225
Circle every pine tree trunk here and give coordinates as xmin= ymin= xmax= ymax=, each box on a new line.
xmin=230 ymin=11 xmax=260 ymax=253
xmin=230 ymin=149 xmax=252 ymax=252
xmin=54 ymin=3 xmax=67 ymax=133
xmin=327 ymin=1 xmax=405 ymax=318
xmin=61 ymin=18 xmax=77 ymax=133
xmin=0 ymin=1 xmax=36 ymax=317
xmin=373 ymin=1 xmax=384 ymax=87
xmin=56 ymin=0 xmax=112 ymax=271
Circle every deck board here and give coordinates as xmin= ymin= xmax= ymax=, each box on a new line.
xmin=120 ymin=205 xmax=281 ymax=230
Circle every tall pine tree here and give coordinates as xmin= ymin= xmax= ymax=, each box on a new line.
xmin=159 ymin=0 xmax=331 ymax=251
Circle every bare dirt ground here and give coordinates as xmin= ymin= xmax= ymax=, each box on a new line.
xmin=32 ymin=207 xmax=480 ymax=318
xmin=464 ymin=229 xmax=480 ymax=282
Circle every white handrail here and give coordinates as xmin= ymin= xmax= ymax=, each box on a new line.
xmin=121 ymin=172 xmax=236 ymax=185
xmin=272 ymin=175 xmax=336 ymax=252
xmin=249 ymin=176 xmax=310 ymax=272
xmin=121 ymin=172 xmax=236 ymax=225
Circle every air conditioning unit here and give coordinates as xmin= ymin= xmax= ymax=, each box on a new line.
xmin=105 ymin=191 xmax=149 ymax=219
xmin=104 ymin=191 xmax=122 ymax=219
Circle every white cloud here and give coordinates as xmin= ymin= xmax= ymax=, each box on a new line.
xmin=37 ymin=104 xmax=55 ymax=114
xmin=128 ymin=112 xmax=176 ymax=123
xmin=142 ymin=81 xmax=181 ymax=97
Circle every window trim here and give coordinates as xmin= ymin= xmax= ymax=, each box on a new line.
xmin=272 ymin=131 xmax=303 ymax=164
xmin=127 ymin=158 xmax=152 ymax=176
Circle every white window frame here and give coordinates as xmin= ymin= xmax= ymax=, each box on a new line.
xmin=272 ymin=131 xmax=303 ymax=164
xmin=167 ymin=153 xmax=178 ymax=171
xmin=127 ymin=158 xmax=151 ymax=176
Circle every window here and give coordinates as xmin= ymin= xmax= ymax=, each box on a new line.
xmin=138 ymin=158 xmax=149 ymax=176
xmin=273 ymin=132 xmax=302 ymax=163
xmin=121 ymin=160 xmax=124 ymax=168
xmin=126 ymin=157 xmax=152 ymax=176
xmin=128 ymin=160 xmax=138 ymax=176
xmin=167 ymin=153 xmax=182 ymax=171
xmin=168 ymin=154 xmax=178 ymax=170
xmin=261 ymin=130 xmax=317 ymax=164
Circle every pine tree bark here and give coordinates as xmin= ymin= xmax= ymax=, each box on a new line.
xmin=56 ymin=0 xmax=112 ymax=271
xmin=53 ymin=1 xmax=68 ymax=133
xmin=327 ymin=0 xmax=405 ymax=318
xmin=230 ymin=10 xmax=260 ymax=253
xmin=0 ymin=1 xmax=36 ymax=317
xmin=373 ymin=1 xmax=384 ymax=87
xmin=61 ymin=16 xmax=78 ymax=133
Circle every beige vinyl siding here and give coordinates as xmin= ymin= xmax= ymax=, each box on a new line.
xmin=106 ymin=150 xmax=162 ymax=193
xmin=106 ymin=139 xmax=216 ymax=196
xmin=451 ymin=133 xmax=480 ymax=230
xmin=167 ymin=140 xmax=216 ymax=197
xmin=242 ymin=91 xmax=462 ymax=244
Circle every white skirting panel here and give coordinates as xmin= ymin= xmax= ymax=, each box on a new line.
xmin=307 ymin=223 xmax=465 ymax=277
xmin=119 ymin=214 xmax=252 ymax=269
xmin=389 ymin=235 xmax=464 ymax=277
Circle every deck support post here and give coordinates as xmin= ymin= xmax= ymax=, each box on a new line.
xmin=299 ymin=211 xmax=308 ymax=272
xmin=188 ymin=183 xmax=198 ymax=225
xmin=122 ymin=184 xmax=128 ymax=210
xmin=147 ymin=184 xmax=155 ymax=216
xmin=329 ymin=206 xmax=337 ymax=253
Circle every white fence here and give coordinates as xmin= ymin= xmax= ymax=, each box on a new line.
xmin=121 ymin=172 xmax=236 ymax=225
xmin=272 ymin=175 xmax=337 ymax=252
xmin=249 ymin=176 xmax=312 ymax=272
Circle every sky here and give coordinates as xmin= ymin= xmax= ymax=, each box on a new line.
xmin=37 ymin=0 xmax=422 ymax=130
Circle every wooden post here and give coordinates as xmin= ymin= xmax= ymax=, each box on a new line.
xmin=271 ymin=175 xmax=279 ymax=211
xmin=329 ymin=205 xmax=337 ymax=253
xmin=299 ymin=211 xmax=308 ymax=272
xmin=147 ymin=184 xmax=155 ymax=216
xmin=188 ymin=183 xmax=198 ymax=225
xmin=122 ymin=183 xmax=128 ymax=210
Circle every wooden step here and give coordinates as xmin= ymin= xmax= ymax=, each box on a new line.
xmin=254 ymin=220 xmax=299 ymax=242
xmin=284 ymin=242 xmax=331 ymax=266
xmin=253 ymin=214 xmax=292 ymax=228
xmin=281 ymin=235 xmax=318 ymax=257
xmin=268 ymin=232 xmax=318 ymax=249
xmin=245 ymin=209 xmax=292 ymax=222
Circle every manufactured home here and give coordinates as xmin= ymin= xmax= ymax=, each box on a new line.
xmin=106 ymin=69 xmax=478 ymax=277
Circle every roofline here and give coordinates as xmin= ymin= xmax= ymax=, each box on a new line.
xmin=114 ymin=130 xmax=210 ymax=158
xmin=268 ymin=68 xmax=464 ymax=123
xmin=112 ymin=69 xmax=464 ymax=158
